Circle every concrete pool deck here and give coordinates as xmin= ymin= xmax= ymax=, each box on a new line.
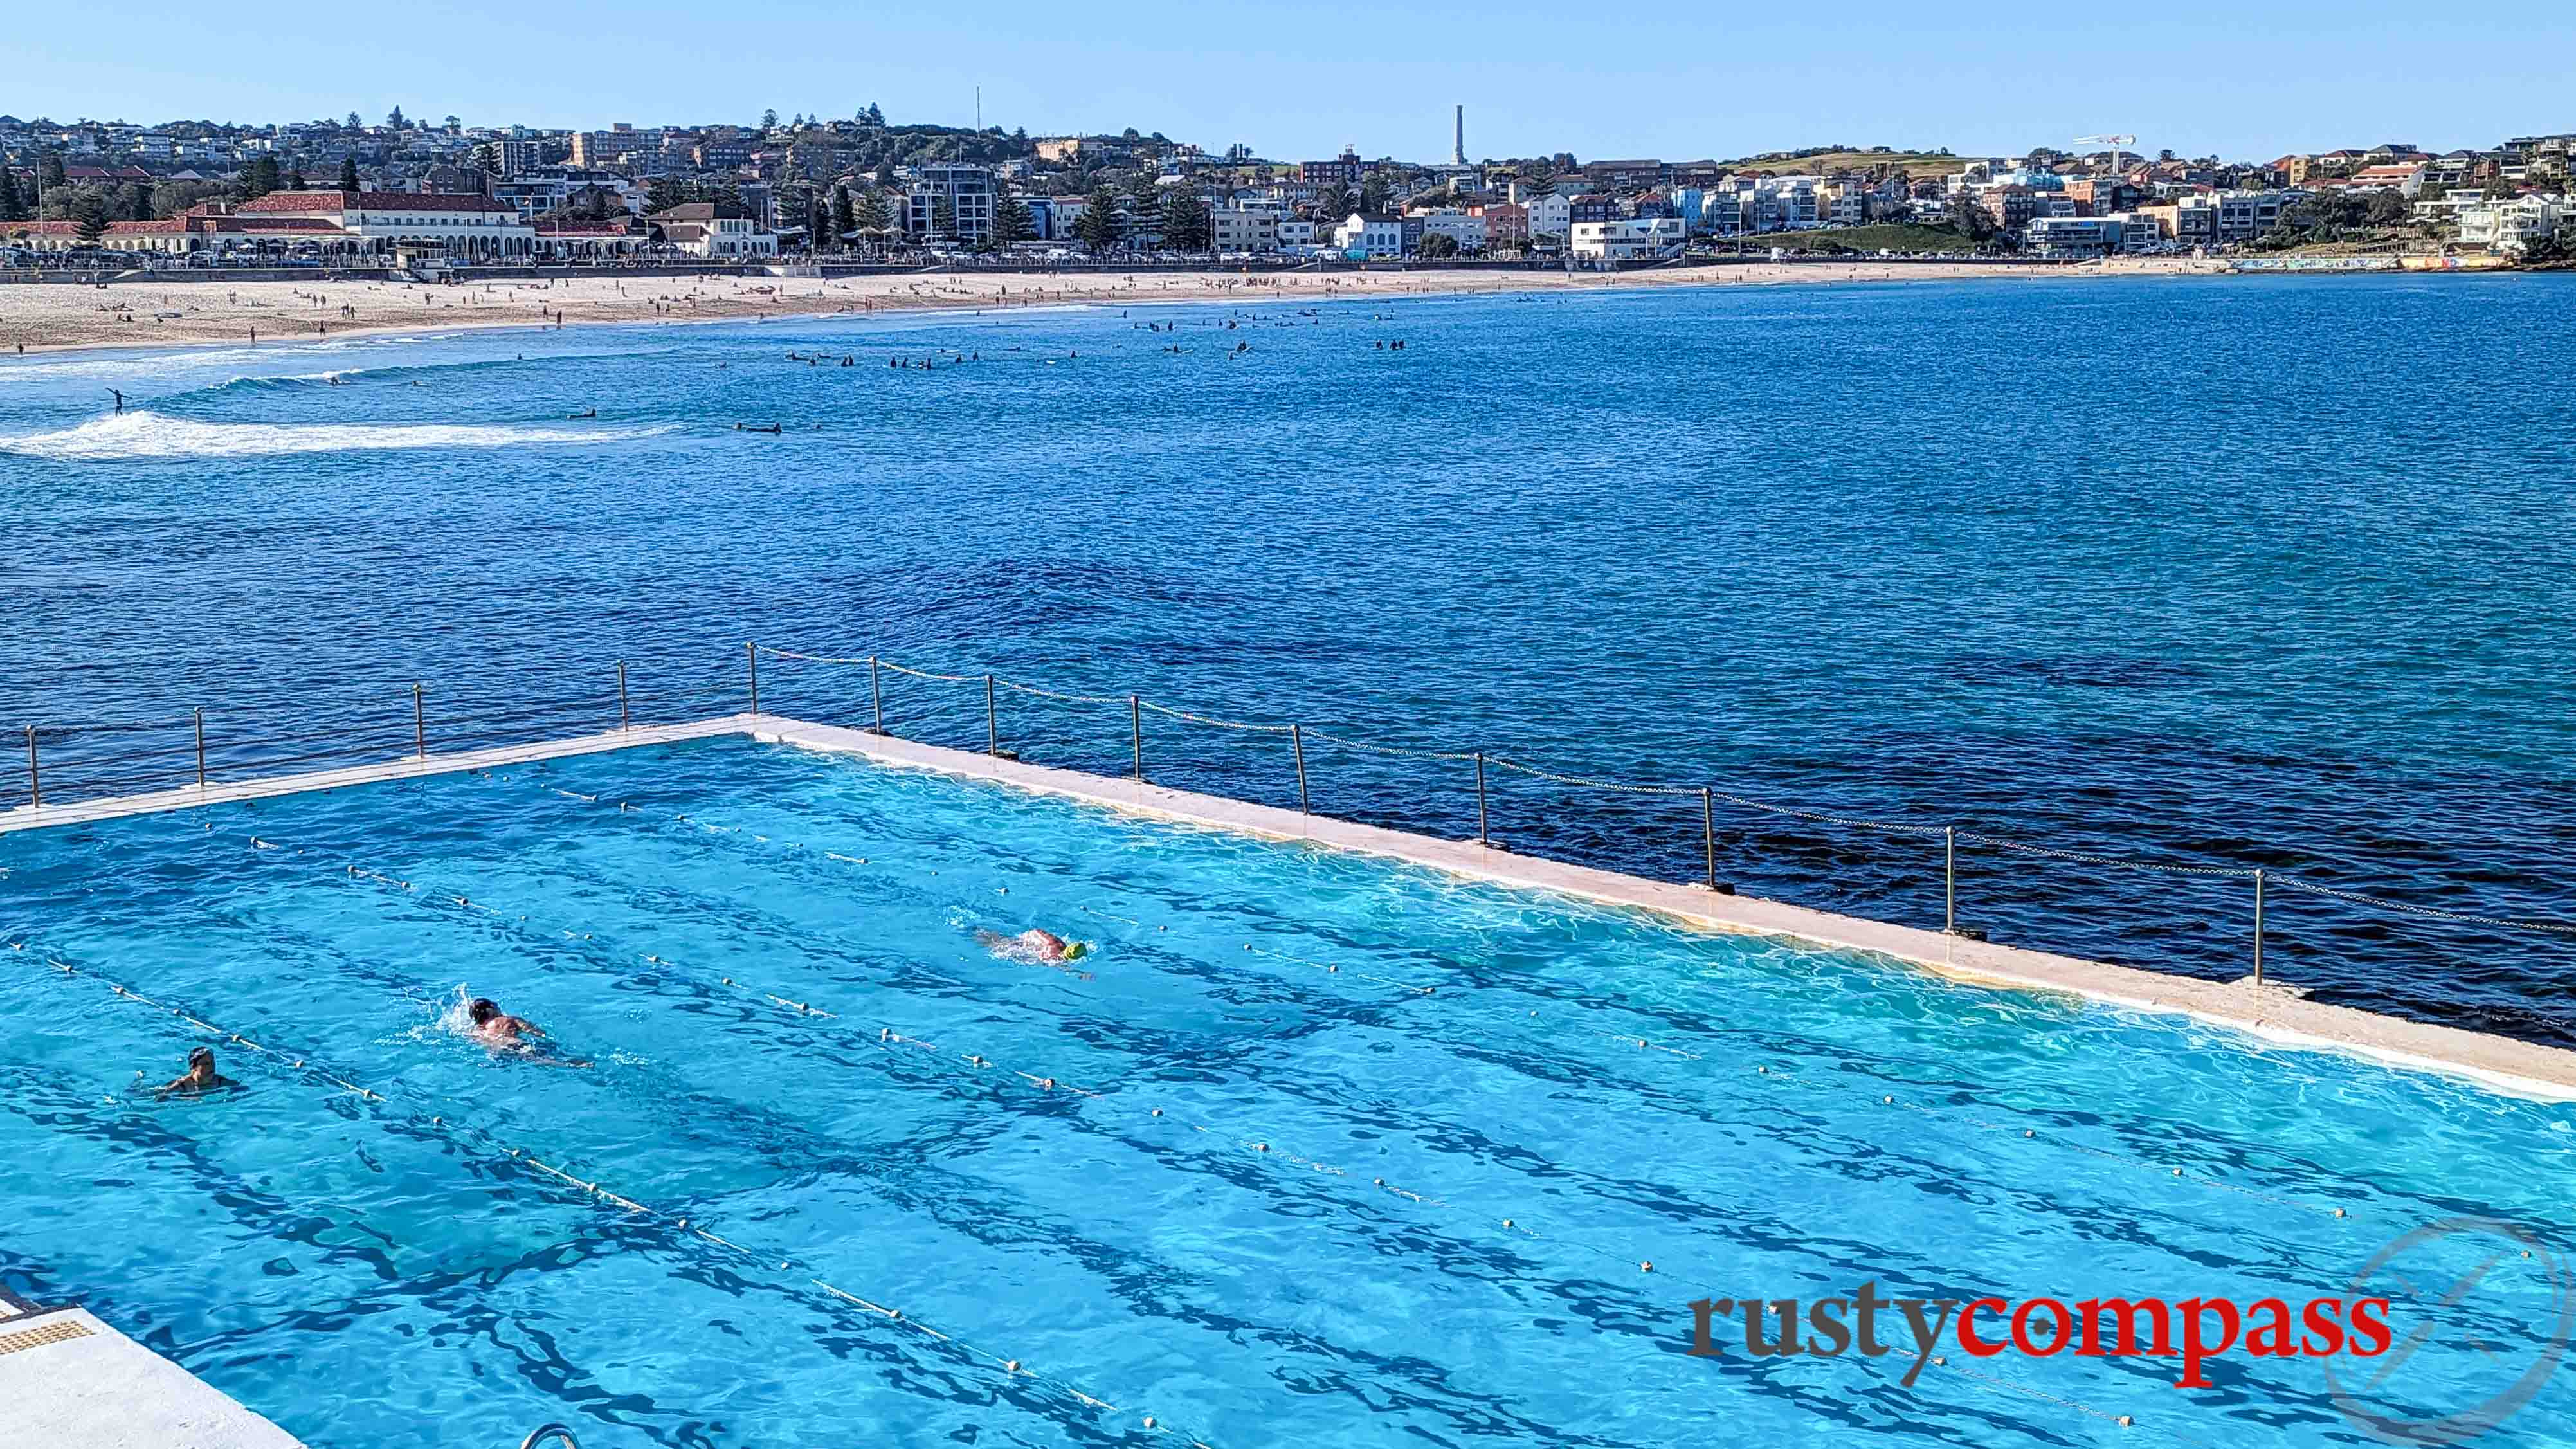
xmin=10 ymin=709 xmax=2576 ymax=1104
xmin=0 ymin=1290 xmax=302 ymax=1449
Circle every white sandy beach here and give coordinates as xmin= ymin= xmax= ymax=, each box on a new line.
xmin=0 ymin=255 xmax=2232 ymax=356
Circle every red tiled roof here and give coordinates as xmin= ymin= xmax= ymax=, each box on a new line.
xmin=235 ymin=190 xmax=354 ymax=214
xmin=354 ymin=191 xmax=507 ymax=212
xmin=106 ymin=219 xmax=187 ymax=233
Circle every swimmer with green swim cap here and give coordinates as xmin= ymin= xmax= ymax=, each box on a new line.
xmin=977 ymin=927 xmax=1092 ymax=966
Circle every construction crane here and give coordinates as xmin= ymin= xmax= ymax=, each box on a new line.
xmin=2075 ymin=134 xmax=2138 ymax=174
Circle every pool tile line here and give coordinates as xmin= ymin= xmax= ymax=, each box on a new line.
xmin=6 ymin=940 xmax=1218 ymax=1449
xmin=485 ymin=765 xmax=2359 ymax=1225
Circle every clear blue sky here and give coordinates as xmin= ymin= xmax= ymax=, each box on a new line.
xmin=16 ymin=1 xmax=2572 ymax=163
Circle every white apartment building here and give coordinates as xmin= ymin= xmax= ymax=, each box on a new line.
xmin=1568 ymin=216 xmax=1686 ymax=259
xmin=1522 ymin=192 xmax=1571 ymax=243
xmin=1210 ymin=206 xmax=1281 ymax=252
xmin=1417 ymin=209 xmax=1487 ymax=252
xmin=1332 ymin=213 xmax=1404 ymax=258
xmin=2456 ymin=195 xmax=2565 ymax=251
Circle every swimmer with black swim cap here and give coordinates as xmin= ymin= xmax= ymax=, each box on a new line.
xmin=156 ymin=1046 xmax=238 ymax=1097
xmin=468 ymin=997 xmax=543 ymax=1046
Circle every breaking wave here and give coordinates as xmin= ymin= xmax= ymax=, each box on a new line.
xmin=0 ymin=410 xmax=671 ymax=460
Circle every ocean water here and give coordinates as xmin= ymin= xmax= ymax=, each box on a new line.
xmin=3 ymin=738 xmax=2572 ymax=1448
xmin=3 ymin=273 xmax=2575 ymax=1046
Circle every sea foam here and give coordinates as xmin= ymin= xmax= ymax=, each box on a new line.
xmin=0 ymin=410 xmax=667 ymax=460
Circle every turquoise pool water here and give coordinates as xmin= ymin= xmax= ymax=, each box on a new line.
xmin=3 ymin=736 xmax=2571 ymax=1448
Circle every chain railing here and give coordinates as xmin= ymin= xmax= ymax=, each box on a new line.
xmin=753 ymin=645 xmax=2576 ymax=1001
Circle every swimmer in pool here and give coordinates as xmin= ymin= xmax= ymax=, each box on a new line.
xmin=467 ymin=998 xmax=592 ymax=1065
xmin=467 ymin=997 xmax=543 ymax=1046
xmin=976 ymin=927 xmax=1092 ymax=965
xmin=156 ymin=1046 xmax=238 ymax=1097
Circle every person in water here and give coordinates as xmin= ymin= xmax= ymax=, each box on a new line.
xmin=976 ymin=927 xmax=1091 ymax=964
xmin=156 ymin=1046 xmax=237 ymax=1097
xmin=467 ymin=997 xmax=543 ymax=1047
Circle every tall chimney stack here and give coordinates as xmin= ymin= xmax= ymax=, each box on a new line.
xmin=1453 ymin=105 xmax=1465 ymax=167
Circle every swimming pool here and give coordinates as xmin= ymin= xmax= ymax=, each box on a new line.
xmin=3 ymin=736 xmax=2570 ymax=1448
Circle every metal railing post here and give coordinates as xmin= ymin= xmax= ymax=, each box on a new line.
xmin=984 ymin=675 xmax=999 ymax=755
xmin=747 ymin=641 xmax=759 ymax=717
xmin=1291 ymin=723 xmax=1309 ymax=815
xmin=2253 ymin=869 xmax=2266 ymax=987
xmin=1701 ymin=787 xmax=1717 ymax=889
xmin=1474 ymin=752 xmax=1490 ymax=846
xmin=1129 ymin=695 xmax=1143 ymax=781
xmin=23 ymin=725 xmax=37 ymax=808
xmin=413 ymin=683 xmax=426 ymax=759
xmin=1944 ymin=826 xmax=1957 ymax=934
xmin=194 ymin=708 xmax=206 ymax=787
xmin=868 ymin=655 xmax=885 ymax=733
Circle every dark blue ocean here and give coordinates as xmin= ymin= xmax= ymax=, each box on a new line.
xmin=5 ymin=272 xmax=2574 ymax=1042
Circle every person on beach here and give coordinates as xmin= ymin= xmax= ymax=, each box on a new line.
xmin=156 ymin=1046 xmax=238 ymax=1097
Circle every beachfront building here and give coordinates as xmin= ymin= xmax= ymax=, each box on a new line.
xmin=1567 ymin=216 xmax=1685 ymax=260
xmin=532 ymin=219 xmax=649 ymax=259
xmin=224 ymin=190 xmax=536 ymax=257
xmin=2455 ymin=195 xmax=2566 ymax=252
xmin=1416 ymin=209 xmax=1487 ymax=253
xmin=647 ymin=201 xmax=776 ymax=257
xmin=1332 ymin=213 xmax=1403 ymax=259
xmin=1523 ymin=192 xmax=1570 ymax=247
xmin=906 ymin=163 xmax=996 ymax=245
xmin=2027 ymin=215 xmax=2127 ymax=256
xmin=2 ymin=219 xmax=199 ymax=255
xmin=1474 ymin=202 xmax=1528 ymax=250
xmin=1209 ymin=206 xmax=1281 ymax=253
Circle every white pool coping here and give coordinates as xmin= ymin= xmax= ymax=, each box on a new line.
xmin=0 ymin=1302 xmax=302 ymax=1449
xmin=8 ymin=711 xmax=2575 ymax=1102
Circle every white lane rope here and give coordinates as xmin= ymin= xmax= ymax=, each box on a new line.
xmin=495 ymin=772 xmax=2355 ymax=1223
xmin=6 ymin=940 xmax=1217 ymax=1448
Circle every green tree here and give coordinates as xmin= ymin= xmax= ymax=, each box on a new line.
xmin=1075 ymin=184 xmax=1121 ymax=253
xmin=1358 ymin=170 xmax=1391 ymax=215
xmin=1943 ymin=192 xmax=1996 ymax=242
xmin=1159 ymin=188 xmax=1210 ymax=251
xmin=339 ymin=155 xmax=361 ymax=192
xmin=471 ymin=141 xmax=501 ymax=175
xmin=646 ymin=176 xmax=693 ymax=214
xmin=1313 ymin=183 xmax=1355 ymax=224
xmin=990 ymin=192 xmax=1033 ymax=247
xmin=40 ymin=150 xmax=68 ymax=192
xmin=851 ymin=188 xmax=891 ymax=242
xmin=69 ymin=187 xmax=111 ymax=244
xmin=2366 ymin=190 xmax=2411 ymax=225
xmin=927 ymin=194 xmax=955 ymax=241
xmin=0 ymin=165 xmax=23 ymax=223
xmin=830 ymin=185 xmax=855 ymax=248
xmin=1121 ymin=168 xmax=1160 ymax=220
xmin=235 ymin=154 xmax=281 ymax=201
xmin=122 ymin=181 xmax=152 ymax=220
xmin=386 ymin=106 xmax=407 ymax=129
xmin=287 ymin=167 xmax=307 ymax=191
xmin=1419 ymin=232 xmax=1459 ymax=259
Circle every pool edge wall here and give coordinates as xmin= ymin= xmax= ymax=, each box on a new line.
xmin=10 ymin=709 xmax=2576 ymax=1109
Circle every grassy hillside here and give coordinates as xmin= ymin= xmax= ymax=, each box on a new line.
xmin=1710 ymin=148 xmax=1960 ymax=178
xmin=1754 ymin=223 xmax=1981 ymax=254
